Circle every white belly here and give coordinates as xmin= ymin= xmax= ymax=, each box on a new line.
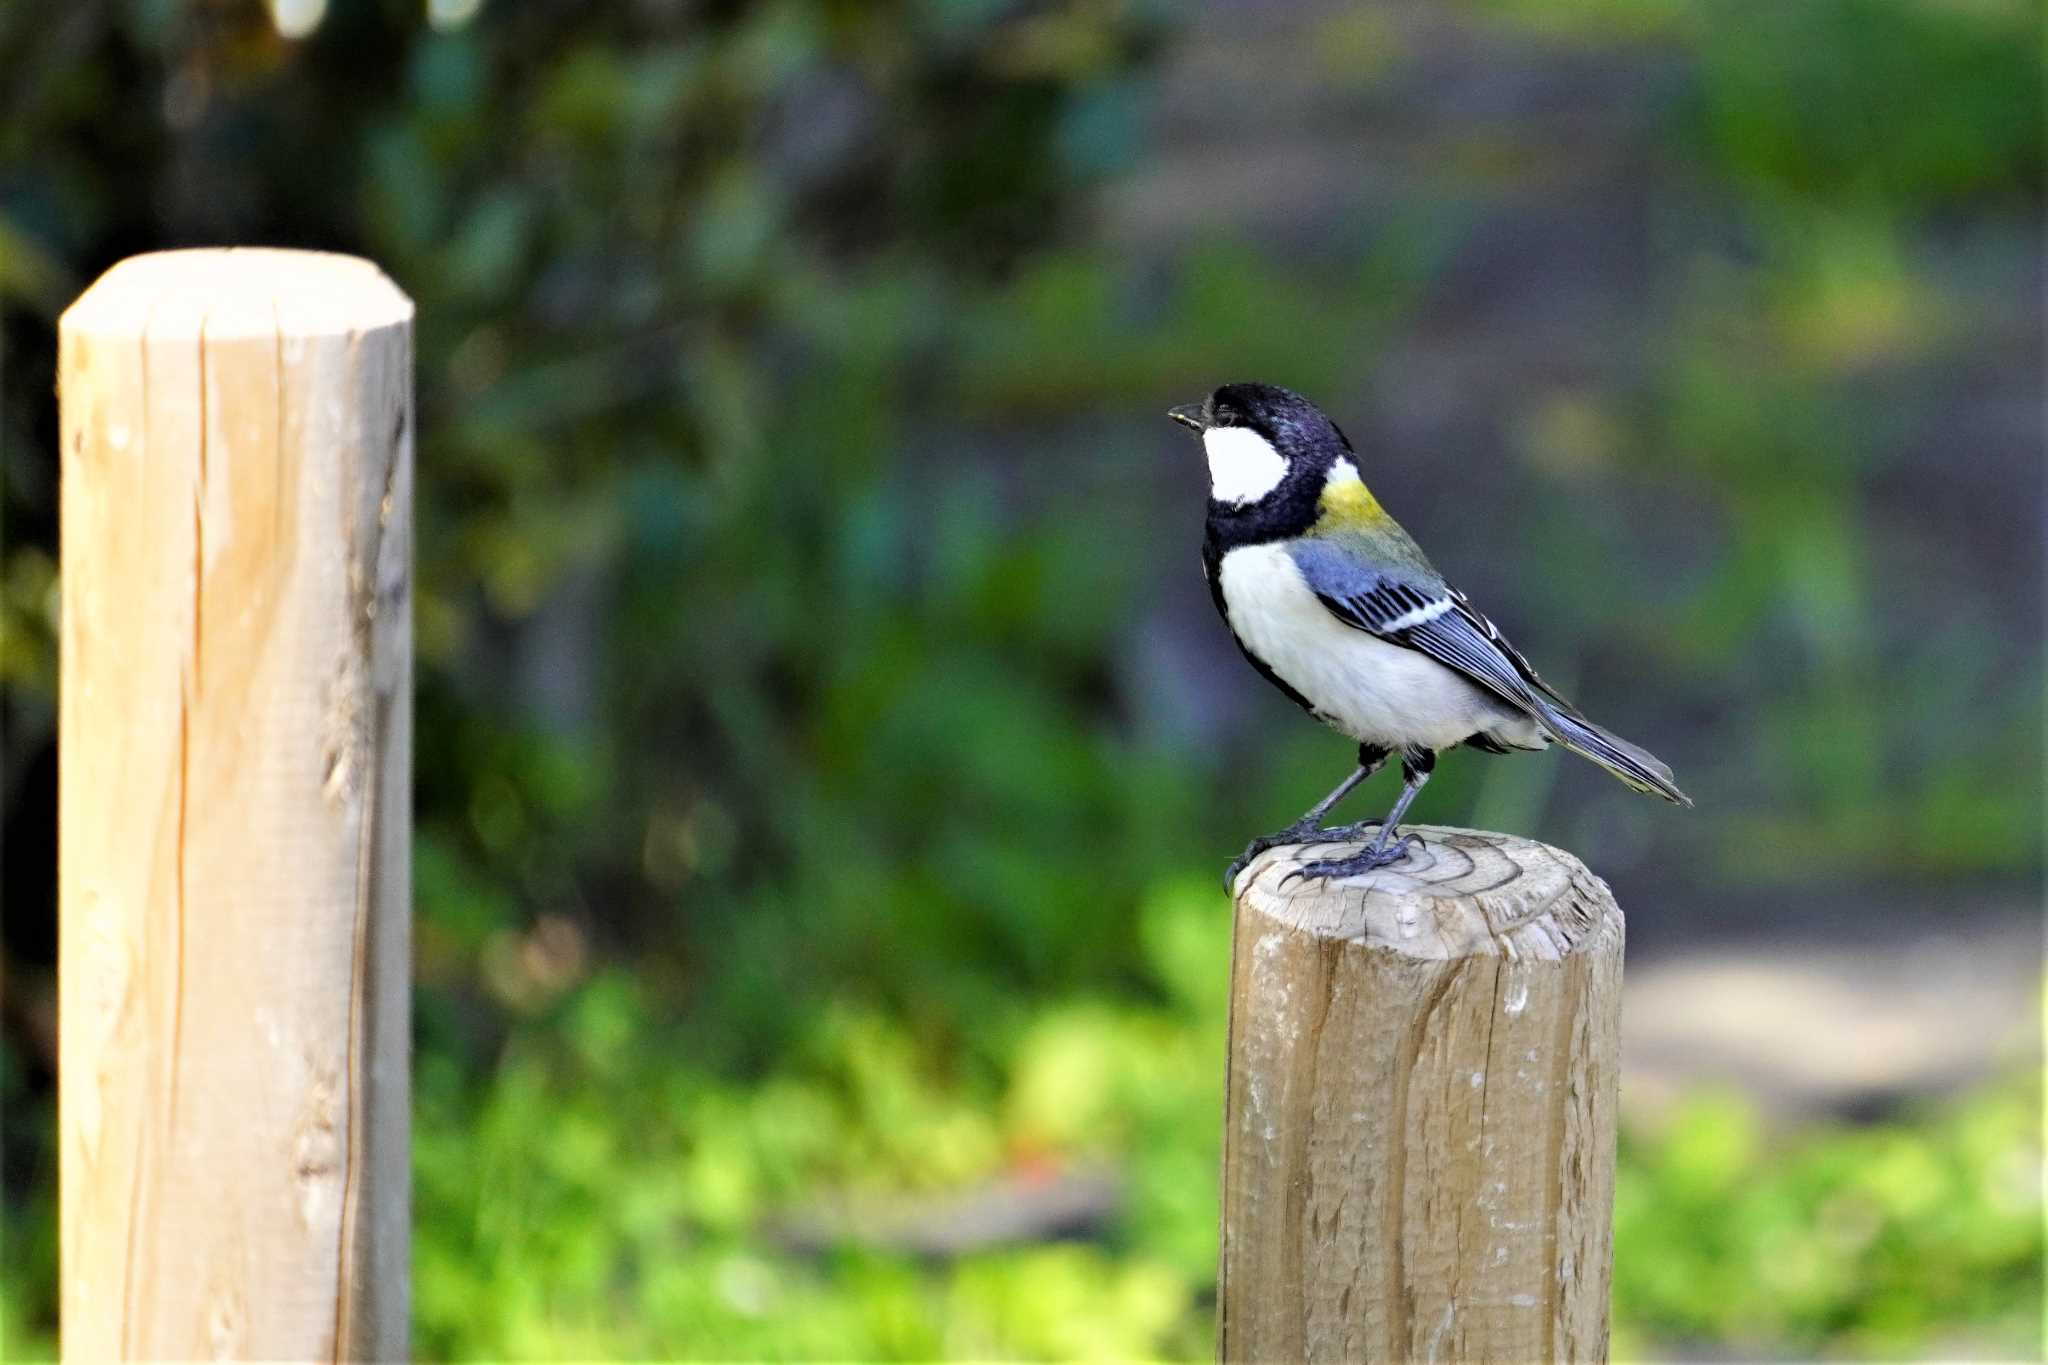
xmin=1217 ymin=542 xmax=1540 ymax=751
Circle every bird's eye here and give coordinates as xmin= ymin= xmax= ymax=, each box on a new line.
xmin=1211 ymin=402 xmax=1239 ymax=426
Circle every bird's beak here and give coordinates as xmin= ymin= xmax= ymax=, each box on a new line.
xmin=1167 ymin=403 xmax=1208 ymax=433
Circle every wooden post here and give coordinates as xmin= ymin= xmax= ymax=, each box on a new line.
xmin=1219 ymin=826 xmax=1622 ymax=1364
xmin=58 ymin=249 xmax=412 ymax=1360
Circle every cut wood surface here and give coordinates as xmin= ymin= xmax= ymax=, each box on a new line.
xmin=1219 ymin=826 xmax=1623 ymax=1364
xmin=59 ymin=249 xmax=412 ymax=1360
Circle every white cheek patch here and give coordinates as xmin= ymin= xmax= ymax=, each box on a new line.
xmin=1204 ymin=426 xmax=1288 ymax=505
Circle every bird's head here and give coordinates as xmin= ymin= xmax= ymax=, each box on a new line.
xmin=1168 ymin=381 xmax=1358 ymax=512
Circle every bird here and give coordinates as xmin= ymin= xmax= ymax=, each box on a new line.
xmin=1170 ymin=381 xmax=1690 ymax=888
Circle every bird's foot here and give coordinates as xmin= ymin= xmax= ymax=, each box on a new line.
xmin=1279 ymin=830 xmax=1426 ymax=889
xmin=1223 ymin=818 xmax=1383 ymax=889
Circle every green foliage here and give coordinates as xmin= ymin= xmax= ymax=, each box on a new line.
xmin=405 ymin=950 xmax=1221 ymax=1359
xmin=423 ymin=1020 xmax=2039 ymax=1360
xmin=1615 ymin=1078 xmax=2044 ymax=1359
xmin=0 ymin=1040 xmax=54 ymax=1363
xmin=1689 ymin=0 xmax=2044 ymax=206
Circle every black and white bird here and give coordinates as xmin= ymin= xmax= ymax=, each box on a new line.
xmin=1172 ymin=381 xmax=1690 ymax=887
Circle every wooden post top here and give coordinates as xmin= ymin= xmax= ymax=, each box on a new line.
xmin=1221 ymin=827 xmax=1625 ymax=1361
xmin=1232 ymin=824 xmax=1622 ymax=963
xmin=59 ymin=246 xmax=413 ymax=1360
xmin=62 ymin=247 xmax=411 ymax=339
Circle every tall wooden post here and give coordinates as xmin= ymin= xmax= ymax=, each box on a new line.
xmin=58 ymin=249 xmax=412 ymax=1360
xmin=1219 ymin=826 xmax=1622 ymax=1364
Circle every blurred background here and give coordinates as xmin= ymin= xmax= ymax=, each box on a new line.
xmin=1 ymin=0 xmax=2042 ymax=1357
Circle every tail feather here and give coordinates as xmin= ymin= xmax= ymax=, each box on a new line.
xmin=1537 ymin=704 xmax=1692 ymax=806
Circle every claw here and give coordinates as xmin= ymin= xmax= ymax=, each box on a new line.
xmin=1282 ymin=830 xmax=1427 ymax=886
xmin=1222 ymin=818 xmax=1388 ymax=890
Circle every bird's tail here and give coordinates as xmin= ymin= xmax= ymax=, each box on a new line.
xmin=1536 ymin=704 xmax=1692 ymax=806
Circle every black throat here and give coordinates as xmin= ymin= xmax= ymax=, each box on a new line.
xmin=1202 ymin=457 xmax=1325 ymax=554
xmin=1198 ymin=463 xmax=1329 ymax=721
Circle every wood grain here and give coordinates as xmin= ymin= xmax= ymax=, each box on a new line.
xmin=1219 ymin=826 xmax=1623 ymax=1364
xmin=59 ymin=249 xmax=411 ymax=1360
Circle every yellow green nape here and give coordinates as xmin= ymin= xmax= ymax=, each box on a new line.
xmin=1315 ymin=466 xmax=1389 ymax=528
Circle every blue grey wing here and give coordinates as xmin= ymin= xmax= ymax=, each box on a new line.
xmin=1287 ymin=538 xmax=1690 ymax=803
xmin=1403 ymin=590 xmax=1565 ymax=715
xmin=1285 ymin=539 xmax=1546 ymax=714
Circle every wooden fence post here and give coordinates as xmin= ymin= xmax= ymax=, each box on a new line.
xmin=1219 ymin=826 xmax=1622 ymax=1364
xmin=59 ymin=249 xmax=412 ymax=1360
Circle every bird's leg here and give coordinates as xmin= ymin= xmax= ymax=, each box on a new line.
xmin=1292 ymin=754 xmax=1377 ymax=832
xmin=1223 ymin=745 xmax=1389 ymax=888
xmin=1283 ymin=749 xmax=1436 ymax=886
